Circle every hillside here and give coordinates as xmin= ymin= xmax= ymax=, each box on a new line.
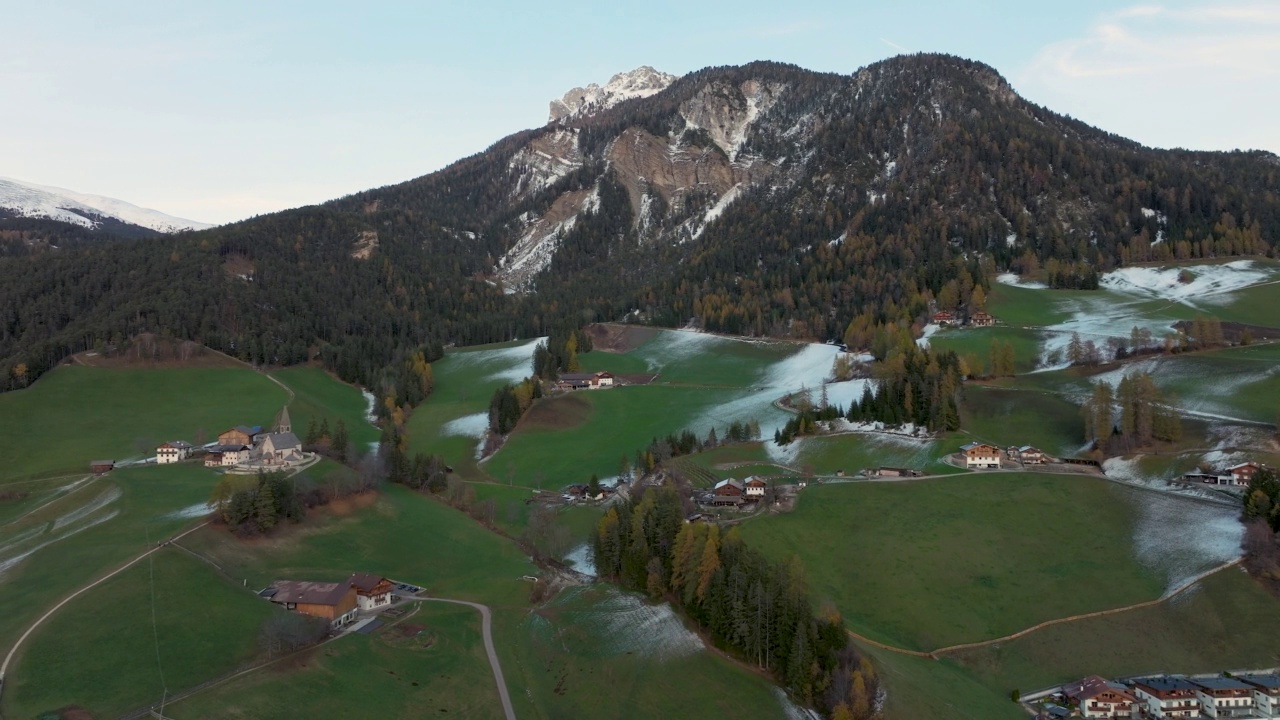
xmin=0 ymin=176 xmax=211 ymax=235
xmin=1 ymin=53 xmax=1278 ymax=393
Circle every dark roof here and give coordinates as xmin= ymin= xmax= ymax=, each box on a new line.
xmin=90 ymin=459 xmax=114 ymax=465
xmin=259 ymin=431 xmax=302 ymax=450
xmin=1065 ymin=675 xmax=1135 ymax=702
xmin=348 ymin=573 xmax=389 ymax=593
xmin=161 ymin=440 xmax=194 ymax=449
xmin=232 ymin=425 xmax=263 ymax=436
xmin=1239 ymin=675 xmax=1280 ymax=690
xmin=209 ymin=444 xmax=249 ymax=452
xmin=1191 ymin=677 xmax=1253 ymax=692
xmin=1132 ymin=677 xmax=1197 ymax=693
xmin=269 ymin=580 xmax=352 ymax=606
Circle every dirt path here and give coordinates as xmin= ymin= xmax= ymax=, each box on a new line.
xmin=419 ymin=597 xmax=517 ymax=720
xmin=0 ymin=521 xmax=211 ymax=688
xmin=847 ymin=557 xmax=1244 ymax=660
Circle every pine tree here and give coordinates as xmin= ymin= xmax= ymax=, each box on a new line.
xmin=332 ymin=419 xmax=349 ymax=463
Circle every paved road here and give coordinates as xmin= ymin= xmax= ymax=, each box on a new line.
xmin=418 ymin=597 xmax=516 ymax=720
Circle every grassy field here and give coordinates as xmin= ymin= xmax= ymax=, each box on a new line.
xmin=791 ymin=433 xmax=964 ymax=476
xmin=170 ymin=601 xmax=505 ymax=720
xmin=928 ymin=326 xmax=1044 ymax=375
xmin=490 ymin=385 xmax=763 ymax=487
xmin=0 ymin=365 xmax=287 ymax=481
xmin=960 ymin=384 xmax=1086 ymax=457
xmin=5 ymin=549 xmax=275 ymax=719
xmin=0 ymin=463 xmax=223 ymax=654
xmin=953 ymin=568 xmax=1280 ymax=704
xmin=273 ymin=366 xmax=380 ymax=452
xmin=403 ymin=339 xmax=543 ymax=480
xmin=740 ymin=474 xmax=1167 ymax=651
xmin=182 ymin=484 xmax=533 ymax=606
xmin=502 ymin=585 xmax=808 ymax=720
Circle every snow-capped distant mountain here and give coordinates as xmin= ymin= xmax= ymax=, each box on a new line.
xmin=548 ymin=66 xmax=678 ymax=122
xmin=0 ymin=176 xmax=213 ymax=233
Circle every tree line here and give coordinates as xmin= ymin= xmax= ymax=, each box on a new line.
xmin=1080 ymin=372 xmax=1182 ymax=454
xmin=593 ymin=485 xmax=879 ymax=718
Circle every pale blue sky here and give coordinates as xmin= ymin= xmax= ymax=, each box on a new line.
xmin=2 ymin=1 xmax=1277 ymax=224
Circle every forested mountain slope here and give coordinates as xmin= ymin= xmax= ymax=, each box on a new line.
xmin=2 ymin=53 xmax=1277 ymax=394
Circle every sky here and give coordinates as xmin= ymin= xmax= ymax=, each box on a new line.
xmin=2 ymin=0 xmax=1277 ymax=225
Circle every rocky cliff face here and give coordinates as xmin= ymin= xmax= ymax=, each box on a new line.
xmin=499 ymin=72 xmax=805 ymax=289
xmin=548 ymin=66 xmax=677 ymax=122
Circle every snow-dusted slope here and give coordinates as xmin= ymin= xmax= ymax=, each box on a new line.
xmin=0 ymin=176 xmax=212 ymax=233
xmin=548 ymin=66 xmax=677 ymax=122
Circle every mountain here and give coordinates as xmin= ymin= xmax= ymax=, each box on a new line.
xmin=1 ymin=54 xmax=1278 ymax=394
xmin=548 ymin=66 xmax=677 ymax=122
xmin=0 ymin=176 xmax=212 ymax=235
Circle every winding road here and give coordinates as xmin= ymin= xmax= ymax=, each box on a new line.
xmin=418 ymin=597 xmax=517 ymax=720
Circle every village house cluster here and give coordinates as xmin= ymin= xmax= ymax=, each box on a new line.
xmin=1034 ymin=671 xmax=1280 ymax=719
xmin=960 ymin=442 xmax=1051 ymax=470
xmin=1182 ymin=461 xmax=1267 ymax=487
xmin=555 ymin=370 xmax=616 ymax=391
xmin=931 ymin=309 xmax=996 ymax=327
xmin=708 ymin=476 xmax=770 ymax=506
xmin=259 ymin=573 xmax=400 ymax=630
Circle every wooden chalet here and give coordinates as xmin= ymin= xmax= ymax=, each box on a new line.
xmin=932 ymin=310 xmax=956 ymax=325
xmin=348 ymin=573 xmax=395 ymax=611
xmin=1016 ymin=446 xmax=1047 ymax=464
xmin=875 ymin=467 xmax=922 ymax=478
xmin=156 ymin=440 xmax=194 ymax=464
xmin=969 ymin=311 xmax=995 ymax=327
xmin=744 ymin=476 xmax=768 ymax=498
xmin=961 ymin=442 xmax=1001 ymax=470
xmin=555 ymin=371 xmax=616 ymax=391
xmin=712 ymin=478 xmax=745 ymax=506
xmin=263 ymin=580 xmax=359 ymax=628
xmin=1228 ymin=462 xmax=1264 ymax=486
xmin=204 ymin=444 xmax=250 ymax=467
xmin=217 ymin=425 xmax=260 ymax=447
xmin=1064 ymin=675 xmax=1137 ymax=718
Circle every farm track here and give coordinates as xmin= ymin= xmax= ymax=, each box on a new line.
xmin=847 ymin=557 xmax=1244 ymax=660
xmin=0 ymin=521 xmax=211 ymax=692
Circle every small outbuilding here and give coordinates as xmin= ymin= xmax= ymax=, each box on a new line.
xmin=89 ymin=460 xmax=115 ymax=475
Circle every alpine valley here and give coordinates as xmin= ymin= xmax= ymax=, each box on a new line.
xmin=2 ymin=54 xmax=1277 ymax=391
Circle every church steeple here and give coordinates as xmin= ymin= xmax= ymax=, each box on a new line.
xmin=276 ymin=405 xmax=292 ymax=433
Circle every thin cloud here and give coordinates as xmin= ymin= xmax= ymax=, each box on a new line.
xmin=1019 ymin=2 xmax=1280 ymax=153
xmin=880 ymin=37 xmax=909 ymax=53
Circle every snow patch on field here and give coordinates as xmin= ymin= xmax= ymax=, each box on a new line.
xmin=1127 ymin=489 xmax=1242 ymax=594
xmin=996 ymin=273 xmax=1049 ymax=290
xmin=563 ymin=543 xmax=597 ymax=577
xmin=52 ymin=486 xmax=121 ymax=531
xmin=165 ymin=501 xmax=214 ymax=520
xmin=917 ymin=323 xmax=941 ymax=348
xmin=0 ymin=508 xmax=120 ymax=581
xmin=549 ymin=587 xmax=703 ymax=660
xmin=446 ymin=338 xmax=545 ymax=384
xmin=442 ymin=412 xmax=489 ymax=439
xmin=1100 ymin=260 xmax=1270 ymax=305
xmin=774 ymin=687 xmax=821 ymax=720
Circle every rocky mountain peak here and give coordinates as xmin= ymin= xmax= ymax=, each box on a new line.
xmin=548 ymin=66 xmax=678 ymax=122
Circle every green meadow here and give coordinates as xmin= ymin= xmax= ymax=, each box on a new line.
xmin=273 ymin=366 xmax=380 ymax=450
xmin=740 ymin=474 xmax=1166 ymax=651
xmin=5 ymin=549 xmax=275 ymax=719
xmin=170 ymin=602 xmax=505 ymax=720
xmin=0 ymin=365 xmax=287 ymax=481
